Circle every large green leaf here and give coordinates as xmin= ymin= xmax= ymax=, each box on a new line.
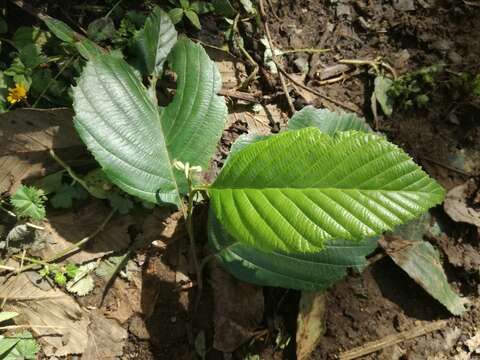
xmin=209 ymin=128 xmax=444 ymax=253
xmin=134 ymin=7 xmax=177 ymax=76
xmin=73 ymin=38 xmax=227 ymax=205
xmin=288 ymin=106 xmax=372 ymax=134
xmin=209 ymin=209 xmax=377 ymax=290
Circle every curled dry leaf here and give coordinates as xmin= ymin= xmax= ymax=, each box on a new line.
xmin=296 ymin=291 xmax=327 ymax=360
xmin=444 ymin=180 xmax=480 ymax=228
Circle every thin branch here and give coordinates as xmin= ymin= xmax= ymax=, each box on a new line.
xmin=259 ymin=0 xmax=296 ymax=115
xmin=12 ymin=209 xmax=115 ymax=274
xmin=339 ymin=320 xmax=448 ymax=360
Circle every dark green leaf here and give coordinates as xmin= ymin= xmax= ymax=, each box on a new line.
xmin=184 ymin=9 xmax=201 ymax=29
xmin=73 ymin=38 xmax=227 ymax=205
xmin=380 ymin=237 xmax=466 ymax=315
xmin=134 ymin=7 xmax=177 ymax=76
xmin=209 ymin=209 xmax=377 ymax=290
xmin=212 ymin=0 xmax=236 ymax=17
xmin=87 ymin=17 xmax=116 ymax=42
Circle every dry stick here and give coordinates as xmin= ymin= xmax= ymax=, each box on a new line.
xmin=420 ymin=156 xmax=471 ymax=177
xmin=340 ymin=58 xmax=397 ymax=79
xmin=339 ymin=320 xmax=448 ymax=360
xmin=259 ymin=0 xmax=296 ymax=115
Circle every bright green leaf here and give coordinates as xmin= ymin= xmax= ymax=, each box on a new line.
xmin=74 ymin=38 xmax=104 ymax=60
xmin=134 ymin=7 xmax=177 ymax=76
xmin=209 ymin=128 xmax=445 ymax=254
xmin=43 ymin=17 xmax=75 ymax=43
xmin=288 ymin=106 xmax=372 ymax=134
xmin=13 ymin=331 xmax=39 ymax=359
xmin=19 ymin=44 xmax=47 ymax=68
xmin=0 ymin=312 xmax=18 ymax=323
xmin=0 ymin=337 xmax=19 ymax=357
xmin=72 ymin=38 xmax=227 ymax=205
xmin=10 ymin=185 xmax=46 ymax=221
xmin=184 ymin=9 xmax=201 ymax=29
xmin=54 ymin=271 xmax=67 ymax=286
xmin=209 ymin=209 xmax=377 ymax=290
xmin=168 ymin=8 xmax=184 ymax=24
xmin=180 ymin=0 xmax=190 ymax=9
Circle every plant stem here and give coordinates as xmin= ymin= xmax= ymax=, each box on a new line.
xmin=105 ymin=0 xmax=123 ymax=18
xmin=279 ymin=48 xmax=331 ymax=55
xmin=49 ymin=149 xmax=90 ymax=193
xmin=32 ymin=56 xmax=76 ymax=108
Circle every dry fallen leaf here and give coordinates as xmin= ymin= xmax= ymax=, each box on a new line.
xmin=296 ymin=291 xmax=327 ymax=360
xmin=211 ymin=261 xmax=264 ymax=352
xmin=0 ymin=108 xmax=85 ymax=195
xmin=444 ymin=180 xmax=480 ymax=228
xmin=0 ymin=271 xmax=89 ymax=357
xmin=82 ymin=310 xmax=127 ymax=360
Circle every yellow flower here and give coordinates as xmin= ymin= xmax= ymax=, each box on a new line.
xmin=7 ymin=84 xmax=27 ymax=105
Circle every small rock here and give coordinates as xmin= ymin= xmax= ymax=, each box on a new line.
xmin=393 ymin=0 xmax=415 ymax=11
xmin=431 ymin=39 xmax=454 ymax=53
xmin=129 ymin=315 xmax=150 ymax=340
xmin=448 ymin=51 xmax=463 ymax=64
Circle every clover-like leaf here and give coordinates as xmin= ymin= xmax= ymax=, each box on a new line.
xmin=209 ymin=128 xmax=445 ymax=254
xmin=10 ymin=185 xmax=46 ymax=221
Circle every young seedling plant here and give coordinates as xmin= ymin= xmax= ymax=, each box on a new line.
xmin=71 ymin=7 xmax=444 ymax=293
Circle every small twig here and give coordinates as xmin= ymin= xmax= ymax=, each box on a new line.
xmin=340 ymin=58 xmax=397 ymax=79
xmin=0 ymin=325 xmax=66 ymax=331
xmin=0 ymin=265 xmax=16 ymax=271
xmin=49 ymin=149 xmax=91 ymax=193
xmin=33 ymin=56 xmax=77 ymax=108
xmin=259 ymin=0 xmax=295 ymax=115
xmin=280 ymin=67 xmax=361 ymax=113
xmin=420 ymin=156 xmax=471 ymax=177
xmin=231 ymin=15 xmax=259 ymax=91
xmin=218 ymin=89 xmax=259 ymax=103
xmin=339 ymin=320 xmax=448 ymax=360
xmin=279 ymin=48 xmax=331 ymax=55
